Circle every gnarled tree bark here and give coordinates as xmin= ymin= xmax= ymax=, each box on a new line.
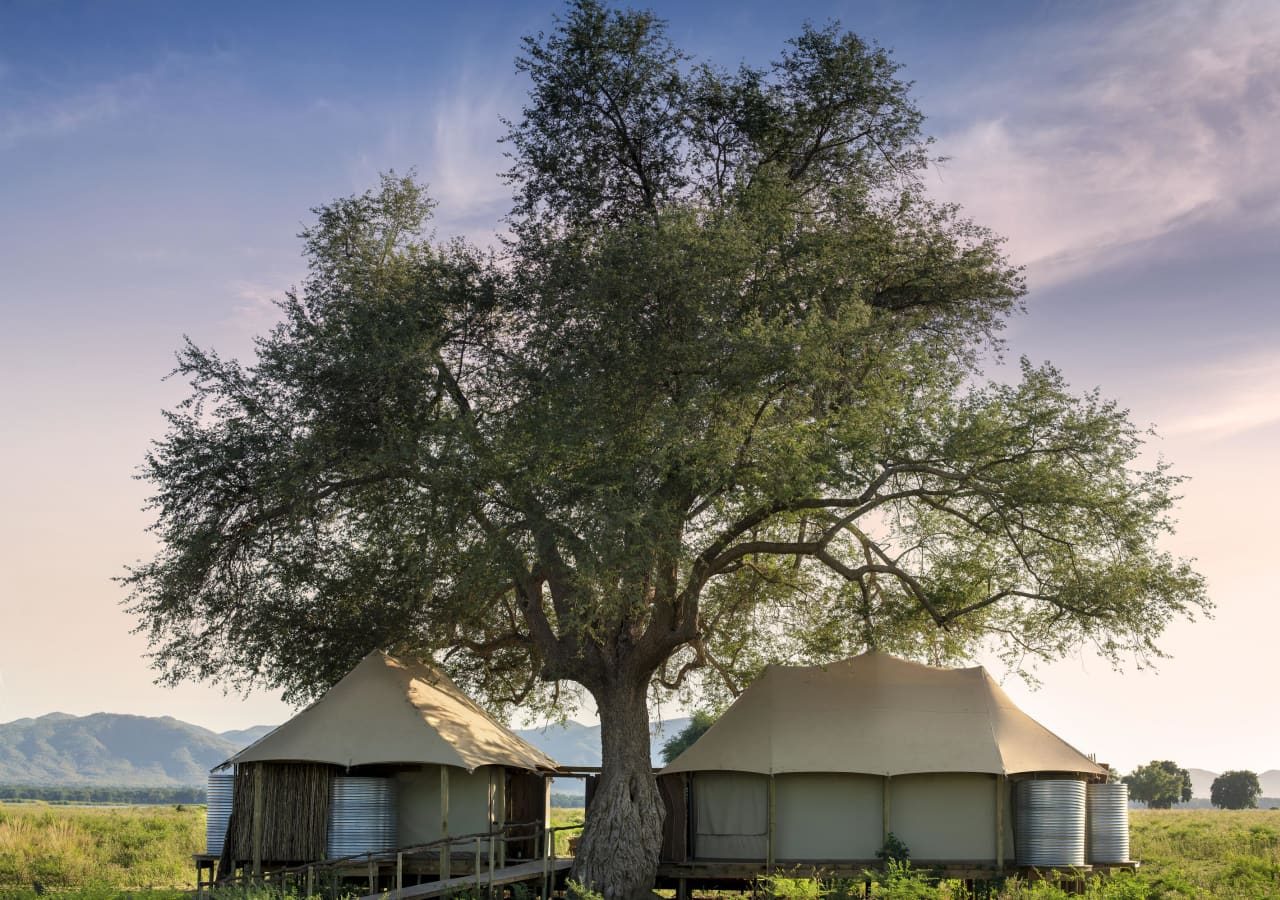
xmin=571 ymin=675 xmax=665 ymax=899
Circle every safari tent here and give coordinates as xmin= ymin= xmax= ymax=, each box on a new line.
xmin=212 ymin=651 xmax=557 ymax=872
xmin=656 ymin=652 xmax=1109 ymax=872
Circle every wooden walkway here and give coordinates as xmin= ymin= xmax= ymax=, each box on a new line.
xmin=360 ymin=858 xmax=573 ymax=900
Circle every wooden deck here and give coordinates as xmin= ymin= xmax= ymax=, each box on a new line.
xmin=360 ymin=858 xmax=572 ymax=899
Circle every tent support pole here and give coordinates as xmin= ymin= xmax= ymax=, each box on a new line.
xmin=766 ymin=774 xmax=776 ymax=871
xmin=440 ymin=765 xmax=451 ymax=886
xmin=995 ymin=775 xmax=1005 ymax=869
xmin=882 ymin=775 xmax=891 ymax=846
xmin=544 ymin=774 xmax=552 ymax=838
xmin=486 ymin=768 xmax=497 ymax=899
xmin=251 ymin=766 xmax=263 ymax=880
xmin=495 ymin=769 xmax=507 ymax=869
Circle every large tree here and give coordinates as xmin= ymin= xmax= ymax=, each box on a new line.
xmin=124 ymin=3 xmax=1207 ymax=896
xmin=1124 ymin=760 xmax=1194 ymax=809
xmin=1211 ymin=770 xmax=1261 ymax=810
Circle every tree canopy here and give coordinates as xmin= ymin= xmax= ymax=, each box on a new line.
xmin=660 ymin=711 xmax=717 ymax=765
xmin=1124 ymin=760 xmax=1194 ymax=809
xmin=124 ymin=2 xmax=1208 ymax=894
xmin=1210 ymin=770 xmax=1261 ymax=810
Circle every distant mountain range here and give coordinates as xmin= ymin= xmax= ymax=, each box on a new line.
xmin=0 ymin=713 xmax=273 ymax=786
xmin=513 ymin=717 xmax=691 ymax=769
xmin=7 ymin=711 xmax=1274 ymax=799
xmin=0 ymin=712 xmax=688 ymax=787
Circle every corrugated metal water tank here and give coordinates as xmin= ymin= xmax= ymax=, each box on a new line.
xmin=327 ymin=777 xmax=397 ymax=857
xmin=205 ymin=773 xmax=235 ymax=856
xmin=1016 ymin=779 xmax=1086 ymax=867
xmin=1087 ymin=782 xmax=1131 ymax=863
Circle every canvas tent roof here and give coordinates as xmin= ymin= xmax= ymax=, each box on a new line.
xmin=226 ymin=651 xmax=557 ymax=773
xmin=661 ymin=652 xmax=1104 ymax=778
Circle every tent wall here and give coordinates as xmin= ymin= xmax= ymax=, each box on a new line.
xmin=774 ymin=773 xmax=882 ymax=861
xmin=396 ymin=764 xmax=498 ymax=850
xmin=693 ymin=772 xmax=768 ymax=860
xmin=889 ymin=773 xmax=997 ymax=861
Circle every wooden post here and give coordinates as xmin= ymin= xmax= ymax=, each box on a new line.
xmin=541 ymin=827 xmax=550 ymax=900
xmin=475 ymin=836 xmax=482 ymax=891
xmin=368 ymin=854 xmax=376 ymax=893
xmin=882 ymin=775 xmax=892 ymax=845
xmin=396 ymin=851 xmax=404 ymax=894
xmin=251 ymin=766 xmax=264 ymax=880
xmin=766 ymin=774 xmax=776 ymax=871
xmin=306 ymin=865 xmax=314 ymax=898
xmin=995 ymin=775 xmax=1005 ymax=870
xmin=440 ymin=765 xmax=451 ymax=886
xmin=494 ymin=769 xmax=507 ymax=868
xmin=543 ymin=775 xmax=552 ymax=840
xmin=488 ymin=822 xmax=497 ymax=900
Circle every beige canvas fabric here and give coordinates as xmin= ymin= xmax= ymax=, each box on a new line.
xmin=662 ymin=652 xmax=1103 ymax=777
xmin=396 ymin=765 xmax=496 ymax=850
xmin=773 ymin=773 xmax=883 ymax=861
xmin=693 ymin=772 xmax=768 ymax=859
xmin=228 ymin=652 xmax=557 ymax=772
xmin=889 ymin=773 xmax=998 ymax=861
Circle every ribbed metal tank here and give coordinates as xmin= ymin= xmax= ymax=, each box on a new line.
xmin=327 ymin=777 xmax=397 ymax=858
xmin=205 ymin=773 xmax=235 ymax=856
xmin=1016 ymin=779 xmax=1086 ymax=867
xmin=1087 ymin=782 xmax=1131 ymax=863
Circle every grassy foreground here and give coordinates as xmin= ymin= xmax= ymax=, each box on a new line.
xmin=0 ymin=801 xmax=200 ymax=893
xmin=1 ymin=804 xmax=1278 ymax=898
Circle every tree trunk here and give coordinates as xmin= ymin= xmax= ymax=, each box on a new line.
xmin=572 ymin=678 xmax=664 ymax=899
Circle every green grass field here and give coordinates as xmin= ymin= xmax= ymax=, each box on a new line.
xmin=0 ymin=801 xmax=200 ymax=895
xmin=1124 ymin=808 xmax=1280 ymax=897
xmin=2 ymin=803 xmax=1278 ymax=898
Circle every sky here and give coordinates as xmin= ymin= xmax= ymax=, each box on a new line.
xmin=1 ymin=0 xmax=1277 ymax=774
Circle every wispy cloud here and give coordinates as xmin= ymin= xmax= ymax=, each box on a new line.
xmin=338 ymin=71 xmax=520 ymax=247
xmin=426 ymin=75 xmax=516 ymax=231
xmin=228 ymin=279 xmax=296 ymax=335
xmin=931 ymin=0 xmax=1280 ymax=287
xmin=0 ymin=70 xmax=156 ymax=148
xmin=1163 ymin=351 xmax=1280 ymax=440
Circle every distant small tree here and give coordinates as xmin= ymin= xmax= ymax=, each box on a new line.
xmin=1123 ymin=760 xmax=1193 ymax=809
xmin=660 ymin=711 xmax=716 ymax=764
xmin=1210 ymin=770 xmax=1261 ymax=810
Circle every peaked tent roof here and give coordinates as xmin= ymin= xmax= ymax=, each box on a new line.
xmin=227 ymin=651 xmax=557 ymax=773
xmin=661 ymin=652 xmax=1104 ymax=777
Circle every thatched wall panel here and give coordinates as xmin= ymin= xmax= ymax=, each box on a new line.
xmin=231 ymin=762 xmax=333 ymax=862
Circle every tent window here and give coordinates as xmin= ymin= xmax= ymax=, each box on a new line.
xmin=693 ymin=772 xmax=768 ymax=860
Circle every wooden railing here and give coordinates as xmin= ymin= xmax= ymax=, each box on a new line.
xmin=210 ymin=818 xmax=585 ymax=899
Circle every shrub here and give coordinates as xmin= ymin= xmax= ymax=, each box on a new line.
xmin=876 ymin=832 xmax=911 ymax=863
xmin=566 ymin=879 xmax=605 ymax=900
